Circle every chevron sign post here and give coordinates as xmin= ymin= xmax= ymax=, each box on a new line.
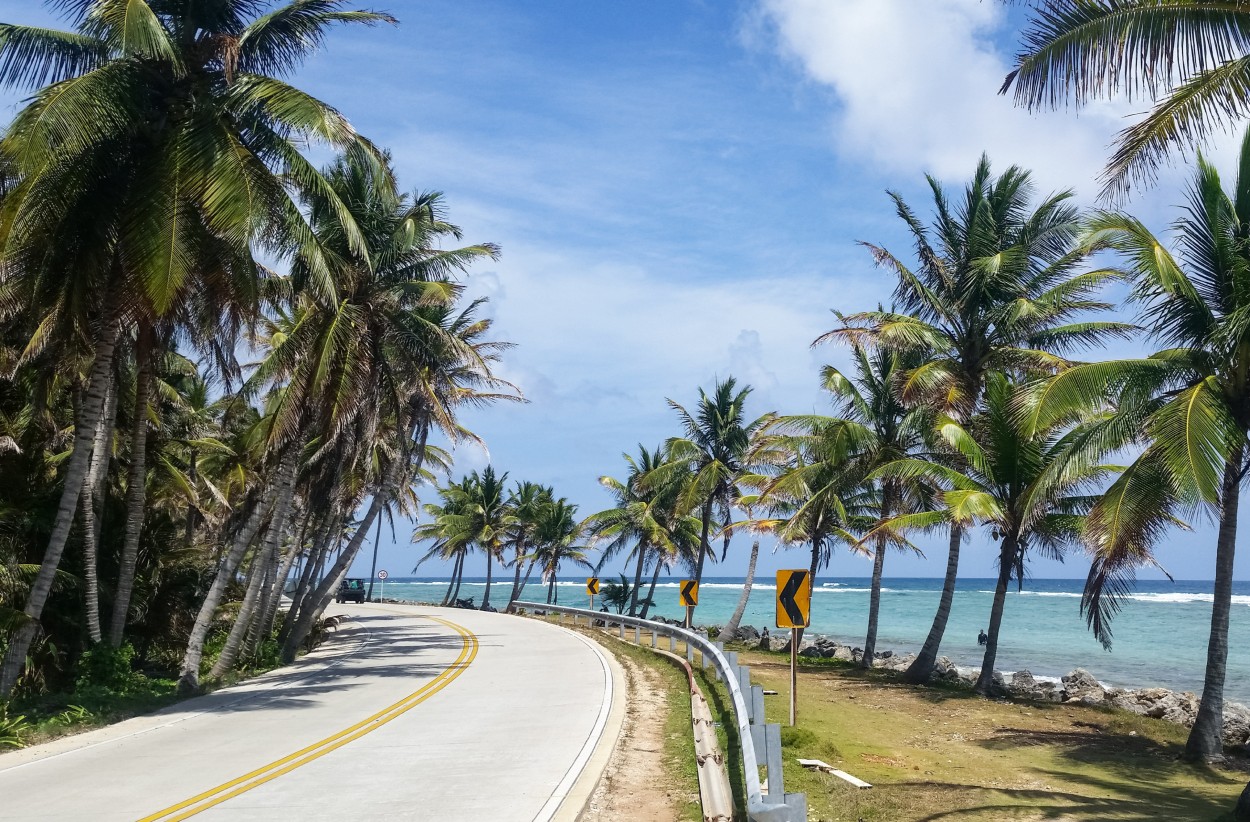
xmin=776 ymin=570 xmax=811 ymax=726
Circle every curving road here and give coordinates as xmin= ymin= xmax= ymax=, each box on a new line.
xmin=0 ymin=605 xmax=623 ymax=822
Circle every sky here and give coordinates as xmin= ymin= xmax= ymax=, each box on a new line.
xmin=2 ymin=0 xmax=1247 ymax=583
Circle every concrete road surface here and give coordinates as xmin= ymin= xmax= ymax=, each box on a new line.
xmin=0 ymin=605 xmax=624 ymax=821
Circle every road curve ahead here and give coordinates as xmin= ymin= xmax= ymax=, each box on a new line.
xmin=0 ymin=605 xmax=621 ymax=821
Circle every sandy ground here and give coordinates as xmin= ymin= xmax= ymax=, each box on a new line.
xmin=582 ymin=650 xmax=684 ymax=821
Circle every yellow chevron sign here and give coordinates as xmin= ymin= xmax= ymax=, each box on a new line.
xmin=776 ymin=570 xmax=811 ymax=629
xmin=679 ymin=579 xmax=698 ymax=607
xmin=586 ymin=577 xmax=600 ymax=596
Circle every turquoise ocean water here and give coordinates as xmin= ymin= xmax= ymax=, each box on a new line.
xmin=376 ymin=575 xmax=1250 ymax=703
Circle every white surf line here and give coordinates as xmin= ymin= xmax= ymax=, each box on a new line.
xmin=0 ymin=613 xmax=383 ymax=774
xmin=532 ymin=625 xmax=615 ymax=822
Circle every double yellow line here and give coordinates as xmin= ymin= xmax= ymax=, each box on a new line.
xmin=139 ymin=615 xmax=478 ymax=822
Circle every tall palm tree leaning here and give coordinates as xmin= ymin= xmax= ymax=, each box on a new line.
xmin=1021 ymin=133 xmax=1250 ymax=774
xmin=824 ymin=156 xmax=1130 ymax=684
xmin=652 ymin=377 xmax=767 ymax=623
xmin=0 ymin=0 xmax=394 ymax=697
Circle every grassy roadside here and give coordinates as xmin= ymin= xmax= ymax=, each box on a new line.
xmin=729 ymin=645 xmax=1247 ymax=821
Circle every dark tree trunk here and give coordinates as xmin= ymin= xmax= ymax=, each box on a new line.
xmin=689 ymin=498 xmax=714 ymax=623
xmin=862 ymin=489 xmax=895 ymax=667
xmin=1187 ymin=447 xmax=1243 ymax=760
xmin=1234 ymin=780 xmax=1250 ymax=821
xmin=365 ymin=515 xmax=383 ymax=602
xmin=442 ymin=552 xmax=461 ymax=605
xmin=639 ymin=556 xmax=664 ymax=619
xmin=508 ymin=543 xmax=526 ymax=606
xmin=903 ymin=524 xmax=963 ymax=684
xmin=450 ymin=552 xmax=465 ymax=603
xmin=109 ymin=326 xmax=156 ymax=647
xmin=515 ymin=557 xmax=538 ymax=603
xmin=628 ymin=542 xmax=646 ymax=616
xmin=546 ymin=572 xmax=555 ymax=604
xmin=0 ymin=315 xmax=120 ymax=697
xmin=481 ymin=547 xmax=494 ymax=609
xmin=975 ymin=533 xmax=1017 ymax=695
xmin=722 ymin=539 xmax=760 ymax=641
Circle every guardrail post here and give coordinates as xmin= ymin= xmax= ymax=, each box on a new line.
xmin=650 ymin=628 xmax=657 ymax=648
xmin=618 ymin=622 xmax=625 ymax=639
xmin=751 ymin=685 xmax=764 ymax=728
xmin=738 ymin=667 xmax=752 ymax=719
xmin=764 ymin=722 xmax=785 ymax=799
xmin=634 ymin=625 xmax=641 ymax=644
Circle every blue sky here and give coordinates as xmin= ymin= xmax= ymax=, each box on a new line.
xmin=2 ymin=0 xmax=1247 ymax=583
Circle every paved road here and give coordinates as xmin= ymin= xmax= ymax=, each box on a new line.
xmin=0 ymin=605 xmax=622 ymax=821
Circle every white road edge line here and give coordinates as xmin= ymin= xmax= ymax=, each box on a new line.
xmin=532 ymin=625 xmax=615 ymax=822
xmin=0 ymin=614 xmax=381 ymax=774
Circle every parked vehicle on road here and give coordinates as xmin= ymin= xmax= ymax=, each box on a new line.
xmin=337 ymin=578 xmax=367 ymax=604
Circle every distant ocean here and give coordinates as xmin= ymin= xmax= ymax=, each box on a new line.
xmin=375 ymin=575 xmax=1250 ymax=704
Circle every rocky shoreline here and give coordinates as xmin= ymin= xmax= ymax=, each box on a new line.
xmin=697 ymin=622 xmax=1250 ymax=755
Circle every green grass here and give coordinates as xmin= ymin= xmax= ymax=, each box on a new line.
xmin=729 ymin=644 xmax=1249 ymax=822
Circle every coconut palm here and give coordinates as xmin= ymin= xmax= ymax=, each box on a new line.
xmin=820 ymin=343 xmax=933 ymax=667
xmin=436 ymin=467 xmax=513 ymax=611
xmin=1004 ymin=1 xmax=1250 ymax=200
xmin=505 ymin=482 xmax=552 ymax=607
xmin=1021 ymin=129 xmax=1250 ymax=762
xmin=878 ymin=374 xmax=1109 ymax=694
xmin=530 ymin=499 xmax=591 ymax=605
xmin=653 ymin=378 xmax=768 ymax=621
xmin=585 ymin=444 xmax=672 ymax=616
xmin=824 ymin=156 xmax=1129 ymax=683
xmin=0 ymin=0 xmax=395 ymax=697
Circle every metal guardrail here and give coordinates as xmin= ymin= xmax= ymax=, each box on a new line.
xmin=511 ymin=601 xmax=805 ymax=822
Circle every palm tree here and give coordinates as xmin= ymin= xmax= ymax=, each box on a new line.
xmin=821 ymin=343 xmax=933 ymax=667
xmin=654 ymin=378 xmax=768 ymax=622
xmin=758 ymin=418 xmax=873 ymax=636
xmin=437 ymin=468 xmax=513 ymax=611
xmin=0 ymin=0 xmax=395 ymax=697
xmin=1022 ymin=129 xmax=1250 ymax=762
xmin=1004 ymin=1 xmax=1250 ymax=200
xmin=824 ymin=156 xmax=1129 ymax=683
xmin=505 ymin=482 xmax=552 ymax=607
xmin=879 ymin=374 xmax=1108 ymax=694
xmin=585 ymin=444 xmax=671 ymax=616
xmin=530 ymin=499 xmax=591 ymax=605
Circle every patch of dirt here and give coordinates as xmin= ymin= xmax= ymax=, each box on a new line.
xmin=582 ymin=651 xmax=682 ymax=822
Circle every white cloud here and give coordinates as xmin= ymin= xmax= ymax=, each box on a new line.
xmin=749 ymin=0 xmax=1137 ymax=198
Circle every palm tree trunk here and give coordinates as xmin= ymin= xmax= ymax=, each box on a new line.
xmin=0 ymin=317 xmax=120 ymax=697
xmin=282 ymin=523 xmax=328 ymax=644
xmin=450 ymin=551 xmax=465 ymax=603
xmin=1187 ymin=448 xmax=1243 ymax=760
xmin=975 ymin=534 xmax=1017 ymax=695
xmin=639 ymin=556 xmax=664 ymax=619
xmin=552 ymin=572 xmax=559 ymax=604
xmin=903 ymin=524 xmax=963 ymax=685
xmin=628 ymin=542 xmax=646 ymax=616
xmin=862 ymin=540 xmax=889 ymax=667
xmin=796 ymin=537 xmax=821 ymax=647
xmin=184 ymin=448 xmax=199 ymax=548
xmin=253 ymin=517 xmax=303 ymax=652
xmin=282 ymin=459 xmax=407 ymax=661
xmin=109 ymin=326 xmax=155 ymax=647
xmin=440 ymin=549 xmax=460 ymax=602
xmin=365 ymin=515 xmax=383 ymax=602
xmin=508 ymin=544 xmax=525 ymax=606
xmin=515 ymin=557 xmax=538 ymax=602
xmin=546 ymin=572 xmax=555 ymax=604
xmin=81 ymin=375 xmax=117 ymax=645
xmin=209 ymin=538 xmax=274 ymax=679
xmin=722 ymin=539 xmax=760 ymax=641
xmin=689 ymin=498 xmax=714 ymax=622
xmin=481 ymin=545 xmax=494 ymax=609
xmin=178 ymin=455 xmax=291 ymax=693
